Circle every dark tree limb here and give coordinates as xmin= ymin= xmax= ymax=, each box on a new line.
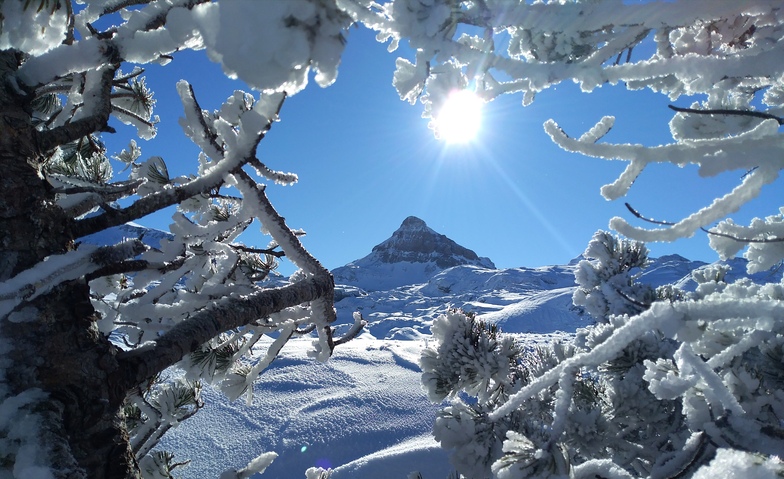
xmin=70 ymin=181 xmax=209 ymax=238
xmin=180 ymin=82 xmax=224 ymax=158
xmin=49 ymin=177 xmax=143 ymax=196
xmin=668 ymin=104 xmax=784 ymax=125
xmin=84 ymin=256 xmax=186 ymax=282
xmin=334 ymin=313 xmax=367 ymax=346
xmin=36 ymin=67 xmax=117 ymax=153
xmin=95 ymin=0 xmax=154 ymax=18
xmin=111 ymin=104 xmax=156 ymax=128
xmin=115 ymin=273 xmax=334 ymax=395
xmin=229 ymin=244 xmax=285 ymax=258
xmin=700 ymin=227 xmax=784 ymax=244
xmin=625 ymin=202 xmax=676 ymax=226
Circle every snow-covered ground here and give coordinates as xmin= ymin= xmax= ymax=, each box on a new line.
xmin=158 ymin=337 xmax=448 ymax=478
xmin=158 ymin=334 xmax=572 ymax=479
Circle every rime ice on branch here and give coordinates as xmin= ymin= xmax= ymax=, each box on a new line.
xmin=346 ymin=1 xmax=784 ymax=478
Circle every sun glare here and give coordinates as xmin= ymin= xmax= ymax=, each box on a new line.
xmin=435 ymin=89 xmax=483 ymax=144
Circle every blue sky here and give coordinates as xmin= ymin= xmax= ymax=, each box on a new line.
xmin=104 ymin=26 xmax=780 ymax=276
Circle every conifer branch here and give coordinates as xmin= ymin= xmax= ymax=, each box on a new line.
xmin=36 ymin=67 xmax=117 ymax=153
xmin=115 ymin=274 xmax=335 ymax=394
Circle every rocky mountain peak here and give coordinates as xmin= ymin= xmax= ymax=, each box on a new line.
xmin=332 ymin=217 xmax=495 ymax=290
xmin=399 ymin=216 xmax=427 ymax=229
xmin=371 ymin=216 xmax=495 ymax=269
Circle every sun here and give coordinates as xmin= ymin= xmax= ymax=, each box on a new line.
xmin=434 ymin=89 xmax=483 ymax=144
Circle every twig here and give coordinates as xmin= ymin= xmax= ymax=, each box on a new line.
xmin=625 ymin=202 xmax=675 ymax=226
xmin=229 ymin=244 xmax=285 ymax=258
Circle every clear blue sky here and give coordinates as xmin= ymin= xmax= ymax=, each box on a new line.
xmin=104 ymin=26 xmax=780 ymax=276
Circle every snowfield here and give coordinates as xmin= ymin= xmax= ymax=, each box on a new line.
xmin=158 ymin=334 xmax=573 ymax=479
xmin=159 ymin=337 xmax=448 ymax=478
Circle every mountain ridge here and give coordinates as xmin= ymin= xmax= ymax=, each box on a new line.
xmin=332 ymin=216 xmax=495 ymax=291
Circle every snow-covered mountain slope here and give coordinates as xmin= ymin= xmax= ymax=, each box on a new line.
xmin=637 ymin=254 xmax=708 ymax=288
xmin=329 ymin=226 xmax=731 ymax=339
xmin=332 ymin=216 xmax=495 ymax=291
xmin=79 ymin=221 xmax=172 ymax=249
xmin=334 ymin=262 xmax=588 ymax=338
xmin=158 ymin=335 xmax=570 ymax=479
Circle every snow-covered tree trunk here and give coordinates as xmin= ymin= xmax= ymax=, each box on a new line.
xmin=0 ymin=50 xmax=138 ymax=478
xmin=0 ymin=69 xmax=335 ymax=473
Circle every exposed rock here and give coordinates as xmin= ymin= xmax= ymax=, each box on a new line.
xmin=332 ymin=216 xmax=494 ymax=290
xmin=370 ymin=216 xmax=495 ymax=269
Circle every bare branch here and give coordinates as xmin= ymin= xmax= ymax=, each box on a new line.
xmin=234 ymin=170 xmax=325 ymax=275
xmin=72 ymin=87 xmax=284 ymax=240
xmin=111 ymin=104 xmax=156 ymax=128
xmin=668 ymin=104 xmax=784 ymax=125
xmin=85 ymin=257 xmax=185 ymax=282
xmin=64 ymin=0 xmax=75 ymax=45
xmin=70 ymin=183 xmax=197 ymax=238
xmin=180 ymin=82 xmax=224 ymax=159
xmin=333 ymin=313 xmax=367 ymax=347
xmin=625 ymin=202 xmax=676 ymax=226
xmin=114 ymin=68 xmax=146 ymax=84
xmin=49 ymin=177 xmax=143 ymax=196
xmin=293 ymin=324 xmax=316 ymax=335
xmin=626 ymin=202 xmax=784 ymax=244
xmin=95 ymin=0 xmax=153 ymax=18
xmin=613 ymin=286 xmax=651 ymax=310
xmin=702 ymin=227 xmax=784 ymax=244
xmin=229 ymin=244 xmax=285 ymax=258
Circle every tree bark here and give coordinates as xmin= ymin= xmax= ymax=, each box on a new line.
xmin=0 ymin=50 xmax=138 ymax=479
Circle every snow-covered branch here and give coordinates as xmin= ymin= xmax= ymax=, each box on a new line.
xmin=116 ymin=273 xmax=334 ymax=391
xmin=0 ymin=240 xmax=145 ymax=318
xmin=544 ymin=114 xmax=784 ymax=259
xmin=358 ymin=0 xmax=784 ymax=268
xmin=36 ymin=66 xmax=116 ymax=153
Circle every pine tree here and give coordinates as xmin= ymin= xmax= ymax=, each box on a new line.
xmin=422 ymin=234 xmax=784 ymax=478
xmin=0 ymin=1 xmax=358 ymax=477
